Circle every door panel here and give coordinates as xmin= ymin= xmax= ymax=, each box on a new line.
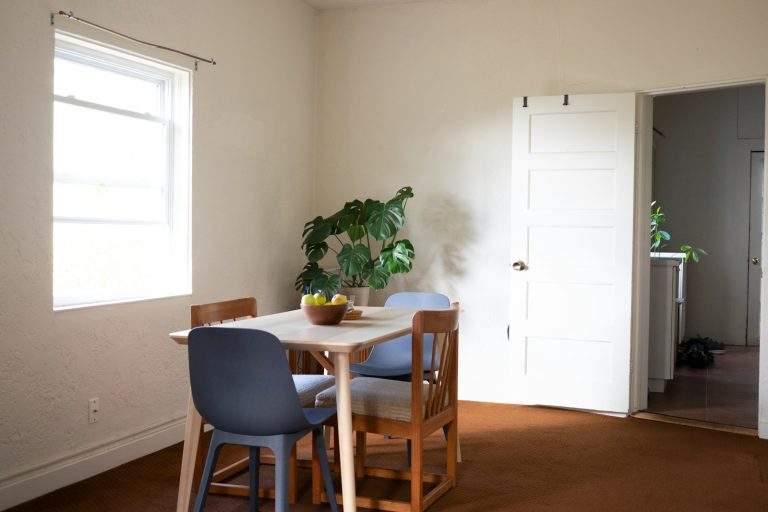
xmin=529 ymin=169 xmax=616 ymax=210
xmin=530 ymin=112 xmax=618 ymax=153
xmin=528 ymin=226 xmax=615 ymax=265
xmin=510 ymin=93 xmax=636 ymax=413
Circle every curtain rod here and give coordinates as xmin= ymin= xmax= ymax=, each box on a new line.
xmin=51 ymin=10 xmax=216 ymax=70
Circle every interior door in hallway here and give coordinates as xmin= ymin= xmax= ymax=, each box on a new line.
xmin=747 ymin=150 xmax=764 ymax=346
xmin=509 ymin=93 xmax=636 ymax=414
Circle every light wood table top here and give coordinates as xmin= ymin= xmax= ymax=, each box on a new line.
xmin=170 ymin=306 xmax=415 ymax=353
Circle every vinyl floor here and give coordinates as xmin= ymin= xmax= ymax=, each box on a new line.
xmin=646 ymin=345 xmax=759 ymax=429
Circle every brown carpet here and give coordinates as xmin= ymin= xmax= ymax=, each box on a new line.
xmin=9 ymin=401 xmax=768 ymax=512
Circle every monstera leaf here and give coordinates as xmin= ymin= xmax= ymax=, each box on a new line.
xmin=379 ymin=239 xmax=415 ymax=274
xmin=337 ymin=243 xmax=371 ymax=277
xmin=366 ymin=199 xmax=405 ymax=241
xmin=295 ymin=262 xmax=341 ymax=295
xmin=364 ymin=261 xmax=392 ymax=290
xmin=302 ymin=216 xmax=332 ymax=247
xmin=304 ymin=241 xmax=329 ymax=262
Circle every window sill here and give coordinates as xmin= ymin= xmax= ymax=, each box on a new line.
xmin=53 ymin=291 xmax=192 ymax=312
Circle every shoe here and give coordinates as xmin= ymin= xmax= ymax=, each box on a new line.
xmin=706 ymin=338 xmax=726 ymax=354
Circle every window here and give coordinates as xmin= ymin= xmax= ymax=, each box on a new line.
xmin=53 ymin=33 xmax=191 ymax=309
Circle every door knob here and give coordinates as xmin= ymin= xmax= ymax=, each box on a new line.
xmin=751 ymin=257 xmax=760 ymax=265
xmin=512 ymin=260 xmax=528 ymax=271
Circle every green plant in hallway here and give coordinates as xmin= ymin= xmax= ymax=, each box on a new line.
xmin=679 ymin=244 xmax=707 ymax=263
xmin=650 ymin=201 xmax=670 ymax=252
xmin=650 ymin=201 xmax=707 ymax=262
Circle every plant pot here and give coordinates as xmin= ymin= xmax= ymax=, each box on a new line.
xmin=341 ymin=286 xmax=370 ymax=307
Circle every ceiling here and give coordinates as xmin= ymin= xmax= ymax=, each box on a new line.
xmin=304 ymin=0 xmax=426 ymax=9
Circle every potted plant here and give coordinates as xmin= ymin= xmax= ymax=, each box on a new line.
xmin=295 ymin=186 xmax=416 ymax=304
xmin=650 ymin=201 xmax=707 ymax=262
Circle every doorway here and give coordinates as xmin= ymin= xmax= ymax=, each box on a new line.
xmin=643 ymin=85 xmax=765 ymax=429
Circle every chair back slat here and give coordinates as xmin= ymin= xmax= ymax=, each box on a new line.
xmin=425 ymin=332 xmax=440 ymax=415
xmin=427 ymin=331 xmax=455 ymax=418
xmin=191 ymin=297 xmax=257 ymax=328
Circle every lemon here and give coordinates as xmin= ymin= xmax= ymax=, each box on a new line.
xmin=301 ymin=294 xmax=316 ymax=305
xmin=331 ymin=293 xmax=347 ymax=305
xmin=313 ymin=292 xmax=327 ymax=305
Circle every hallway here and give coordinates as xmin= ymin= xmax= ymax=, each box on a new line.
xmin=646 ymin=346 xmax=759 ymax=429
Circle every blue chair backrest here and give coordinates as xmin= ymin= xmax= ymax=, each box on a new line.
xmin=364 ymin=292 xmax=450 ymax=373
xmin=188 ymin=327 xmax=310 ymax=436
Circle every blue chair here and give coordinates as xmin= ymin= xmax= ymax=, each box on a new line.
xmin=188 ymin=327 xmax=338 ymax=512
xmin=350 ymin=292 xmax=451 ymax=379
xmin=189 ymin=298 xmax=334 ymax=503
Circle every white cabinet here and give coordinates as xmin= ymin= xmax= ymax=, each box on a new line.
xmin=648 ymin=256 xmax=684 ymax=392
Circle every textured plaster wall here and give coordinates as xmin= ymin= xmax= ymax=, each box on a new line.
xmin=315 ymin=0 xmax=768 ymax=409
xmin=0 ymin=0 xmax=317 ymax=491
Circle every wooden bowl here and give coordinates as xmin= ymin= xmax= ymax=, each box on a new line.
xmin=301 ymin=303 xmax=348 ymax=325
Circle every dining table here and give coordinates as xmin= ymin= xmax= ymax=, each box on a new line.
xmin=169 ymin=305 xmax=416 ymax=512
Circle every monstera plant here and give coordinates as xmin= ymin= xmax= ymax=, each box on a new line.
xmin=295 ymin=186 xmax=415 ymax=295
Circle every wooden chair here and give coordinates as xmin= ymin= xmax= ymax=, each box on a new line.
xmin=189 ymin=297 xmax=334 ymax=504
xmin=349 ymin=292 xmax=460 ymax=463
xmin=314 ymin=303 xmax=460 ymax=512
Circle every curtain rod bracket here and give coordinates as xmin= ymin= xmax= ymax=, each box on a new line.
xmin=563 ymin=94 xmax=569 ymax=106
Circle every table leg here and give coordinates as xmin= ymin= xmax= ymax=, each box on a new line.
xmin=177 ymin=393 xmax=203 ymax=512
xmin=333 ymin=353 xmax=357 ymax=512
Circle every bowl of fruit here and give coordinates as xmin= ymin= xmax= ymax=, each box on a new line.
xmin=300 ymin=292 xmax=349 ymax=325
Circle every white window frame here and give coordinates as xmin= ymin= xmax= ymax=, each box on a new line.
xmin=53 ymin=32 xmax=191 ymax=309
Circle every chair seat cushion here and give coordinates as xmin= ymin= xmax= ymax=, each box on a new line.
xmin=293 ymin=374 xmax=335 ymax=407
xmin=314 ymin=377 xmax=430 ymax=422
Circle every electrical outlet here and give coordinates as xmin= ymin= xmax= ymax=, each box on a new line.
xmin=88 ymin=398 xmax=99 ymax=424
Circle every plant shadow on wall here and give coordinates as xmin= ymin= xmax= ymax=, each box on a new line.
xmin=295 ymin=187 xmax=416 ymax=295
xmin=422 ymin=193 xmax=475 ymax=279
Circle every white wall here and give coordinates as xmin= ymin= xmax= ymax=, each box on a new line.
xmin=0 ymin=0 xmax=318 ymax=508
xmin=654 ymin=86 xmax=765 ymax=346
xmin=315 ymin=0 xmax=768 ymax=409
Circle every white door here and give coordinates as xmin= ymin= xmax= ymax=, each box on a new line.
xmin=509 ymin=93 xmax=636 ymax=414
xmin=748 ymin=151 xmax=764 ymax=346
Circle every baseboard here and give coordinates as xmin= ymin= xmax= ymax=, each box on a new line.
xmin=759 ymin=419 xmax=768 ymax=439
xmin=0 ymin=416 xmax=186 ymax=511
